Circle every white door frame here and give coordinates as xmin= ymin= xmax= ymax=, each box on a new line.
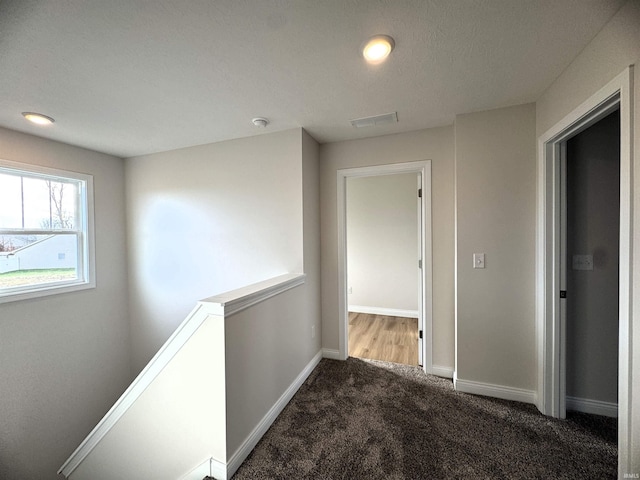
xmin=337 ymin=160 xmax=433 ymax=374
xmin=536 ymin=67 xmax=633 ymax=474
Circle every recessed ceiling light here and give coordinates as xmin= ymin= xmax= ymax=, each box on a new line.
xmin=22 ymin=112 xmax=55 ymax=126
xmin=362 ymin=35 xmax=395 ymax=64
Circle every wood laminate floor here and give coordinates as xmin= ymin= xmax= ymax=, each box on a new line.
xmin=348 ymin=312 xmax=419 ymax=366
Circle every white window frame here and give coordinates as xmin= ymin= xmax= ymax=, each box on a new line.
xmin=0 ymin=159 xmax=95 ymax=303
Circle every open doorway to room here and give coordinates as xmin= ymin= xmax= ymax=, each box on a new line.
xmin=346 ymin=173 xmax=421 ymax=366
xmin=537 ymin=68 xmax=633 ymax=475
xmin=337 ymin=160 xmax=433 ymax=374
xmin=564 ymin=110 xmax=620 ymax=421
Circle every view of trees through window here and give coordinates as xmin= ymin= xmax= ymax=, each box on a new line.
xmin=0 ymin=168 xmax=84 ymax=291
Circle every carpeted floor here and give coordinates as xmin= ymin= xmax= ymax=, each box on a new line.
xmin=229 ymin=358 xmax=617 ymax=479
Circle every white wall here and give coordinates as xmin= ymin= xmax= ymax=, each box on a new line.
xmin=536 ymin=0 xmax=640 ymax=470
xmin=320 ymin=126 xmax=455 ymax=370
xmin=225 ymin=282 xmax=316 ymax=459
xmin=125 ymin=129 xmax=305 ymax=372
xmin=69 ymin=128 xmax=321 ymax=479
xmin=535 ymin=0 xmax=640 ymax=137
xmin=0 ymin=127 xmax=130 ymax=480
xmin=346 ymin=173 xmax=419 ymax=313
xmin=0 ymin=254 xmax=17 ymax=273
xmin=71 ymin=312 xmax=227 ymax=480
xmin=566 ymin=111 xmax=619 ymax=405
xmin=301 ymin=130 xmax=322 ymax=356
xmin=454 ymin=103 xmax=537 ymax=391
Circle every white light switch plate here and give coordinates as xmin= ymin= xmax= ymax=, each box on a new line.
xmin=572 ymin=254 xmax=593 ymax=271
xmin=473 ymin=253 xmax=485 ymax=269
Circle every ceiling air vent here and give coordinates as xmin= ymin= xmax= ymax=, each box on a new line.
xmin=350 ymin=112 xmax=398 ymax=128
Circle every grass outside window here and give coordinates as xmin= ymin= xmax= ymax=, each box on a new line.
xmin=0 ymin=268 xmax=77 ymax=288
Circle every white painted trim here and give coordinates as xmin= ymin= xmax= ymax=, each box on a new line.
xmin=211 ymin=458 xmax=226 ymax=480
xmin=431 ymin=365 xmax=454 ymax=379
xmin=58 ymin=273 xmax=306 ymax=479
xmin=180 ymin=457 xmax=225 ymax=480
xmin=455 ymin=378 xmax=537 ymax=405
xmin=58 ymin=302 xmax=218 ymax=478
xmin=566 ymin=396 xmax=618 ymax=418
xmin=348 ymin=305 xmax=419 ymax=318
xmin=201 ymin=273 xmax=306 ymax=316
xmin=322 ymin=348 xmax=342 ymax=360
xmin=535 ymin=66 xmax=634 ymax=476
xmin=337 ymin=169 xmax=349 ymax=361
xmin=337 ymin=161 xmax=433 ymax=375
xmin=225 ymin=350 xmax=323 ymax=479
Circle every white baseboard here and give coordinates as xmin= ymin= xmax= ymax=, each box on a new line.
xmin=322 ymin=348 xmax=342 ymax=360
xmin=348 ymin=305 xmax=419 ymax=319
xmin=566 ymin=396 xmax=618 ymax=418
xmin=181 ymin=457 xmax=225 ymax=480
xmin=454 ymin=377 xmax=536 ymax=405
xmin=210 ymin=459 xmax=226 ymax=480
xmin=225 ymin=350 xmax=323 ymax=479
xmin=430 ymin=365 xmax=454 ymax=379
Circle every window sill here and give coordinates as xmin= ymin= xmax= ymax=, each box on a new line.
xmin=0 ymin=279 xmax=96 ymax=304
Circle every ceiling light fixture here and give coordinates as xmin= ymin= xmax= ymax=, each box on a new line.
xmin=362 ymin=34 xmax=395 ymax=64
xmin=22 ymin=112 xmax=55 ymax=126
xmin=252 ymin=117 xmax=269 ymax=128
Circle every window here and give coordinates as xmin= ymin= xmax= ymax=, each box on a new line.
xmin=0 ymin=159 xmax=94 ymax=302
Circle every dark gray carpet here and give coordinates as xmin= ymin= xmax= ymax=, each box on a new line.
xmin=228 ymin=358 xmax=617 ymax=479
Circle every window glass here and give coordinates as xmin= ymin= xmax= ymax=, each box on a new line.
xmin=0 ymin=160 xmax=94 ymax=302
xmin=0 ymin=173 xmax=22 ymax=229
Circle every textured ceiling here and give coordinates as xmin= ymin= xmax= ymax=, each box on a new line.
xmin=0 ymin=0 xmax=626 ymax=158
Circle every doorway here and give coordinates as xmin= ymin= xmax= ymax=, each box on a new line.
xmin=337 ymin=161 xmax=433 ymax=374
xmin=346 ymin=173 xmax=421 ymax=366
xmin=564 ymin=110 xmax=620 ymax=418
xmin=536 ymin=67 xmax=633 ymax=474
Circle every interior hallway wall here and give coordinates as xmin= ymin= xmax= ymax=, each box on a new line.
xmin=126 ymin=129 xmax=305 ymax=373
xmin=320 ymin=126 xmax=455 ymax=371
xmin=455 ymin=103 xmax=537 ymax=392
xmin=301 ymin=129 xmax=322 ymax=357
xmin=0 ymin=127 xmax=130 ymax=480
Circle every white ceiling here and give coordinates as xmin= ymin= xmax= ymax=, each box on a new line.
xmin=0 ymin=0 xmax=626 ymax=158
